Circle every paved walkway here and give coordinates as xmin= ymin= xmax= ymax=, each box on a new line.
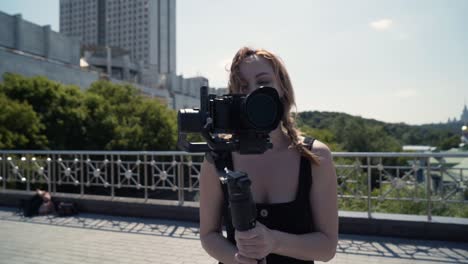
xmin=0 ymin=206 xmax=466 ymax=264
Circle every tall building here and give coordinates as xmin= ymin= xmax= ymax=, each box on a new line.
xmin=60 ymin=0 xmax=176 ymax=74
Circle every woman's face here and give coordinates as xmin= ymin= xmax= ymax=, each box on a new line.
xmin=238 ymin=55 xmax=283 ymax=97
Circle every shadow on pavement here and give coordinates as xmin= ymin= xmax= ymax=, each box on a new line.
xmin=337 ymin=233 xmax=467 ymax=263
xmin=1 ymin=206 xmax=467 ymax=263
xmin=0 ymin=206 xmax=200 ymax=240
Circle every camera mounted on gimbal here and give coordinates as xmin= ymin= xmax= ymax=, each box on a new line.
xmin=177 ymin=85 xmax=283 ymax=233
xmin=177 ymin=86 xmax=283 ymax=155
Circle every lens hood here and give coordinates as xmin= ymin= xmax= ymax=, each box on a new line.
xmin=243 ymin=86 xmax=284 ymax=131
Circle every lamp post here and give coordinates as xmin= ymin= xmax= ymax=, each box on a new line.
xmin=461 ymin=125 xmax=468 ymax=149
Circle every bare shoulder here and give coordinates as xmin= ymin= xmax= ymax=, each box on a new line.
xmin=298 ymin=136 xmax=332 ymax=163
xmin=311 ymin=140 xmax=332 ymax=160
xmin=309 ymin=139 xmax=337 ymax=188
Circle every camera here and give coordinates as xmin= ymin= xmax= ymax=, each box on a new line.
xmin=177 ymin=86 xmax=284 ymax=154
xmin=178 ymin=85 xmax=282 ymax=248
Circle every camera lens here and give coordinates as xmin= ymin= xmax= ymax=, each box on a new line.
xmin=244 ymin=87 xmax=281 ymax=130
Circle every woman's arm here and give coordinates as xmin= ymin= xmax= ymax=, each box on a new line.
xmin=236 ymin=141 xmax=339 ymax=262
xmin=272 ymin=140 xmax=338 ymax=261
xmin=200 ymin=157 xmax=251 ymax=264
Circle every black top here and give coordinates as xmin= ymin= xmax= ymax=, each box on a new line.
xmin=220 ymin=138 xmax=315 ymax=264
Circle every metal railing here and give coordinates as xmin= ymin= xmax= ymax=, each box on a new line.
xmin=1 ymin=150 xmax=467 ymax=221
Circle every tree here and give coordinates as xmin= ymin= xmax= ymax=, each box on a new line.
xmin=86 ymin=80 xmax=178 ymax=150
xmin=137 ymin=98 xmax=177 ymax=150
xmin=297 ymin=124 xmax=343 ymax=151
xmin=81 ymin=92 xmax=117 ymax=150
xmin=0 ymin=74 xmax=179 ymax=151
xmin=329 ymin=117 xmax=401 ymax=152
xmin=298 ymin=110 xmax=461 ymax=151
xmin=0 ymin=73 xmax=87 ymax=150
xmin=438 ymin=135 xmax=460 ymax=150
xmin=0 ymin=93 xmax=47 ymax=149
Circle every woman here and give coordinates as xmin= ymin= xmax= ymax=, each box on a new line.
xmin=37 ymin=189 xmax=55 ymax=215
xmin=22 ymin=189 xmax=55 ymax=217
xmin=199 ymin=47 xmax=338 ymax=264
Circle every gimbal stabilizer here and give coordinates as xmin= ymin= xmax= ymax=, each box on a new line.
xmin=205 ymin=151 xmax=257 ymax=231
xmin=206 ymin=151 xmax=264 ymax=263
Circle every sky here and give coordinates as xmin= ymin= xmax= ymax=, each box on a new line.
xmin=1 ymin=0 xmax=467 ymax=125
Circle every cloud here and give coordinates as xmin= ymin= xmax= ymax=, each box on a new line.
xmin=395 ymin=89 xmax=417 ymax=98
xmin=369 ymin=19 xmax=393 ymax=31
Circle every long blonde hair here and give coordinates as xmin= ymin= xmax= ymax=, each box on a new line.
xmin=228 ymin=47 xmax=320 ymax=165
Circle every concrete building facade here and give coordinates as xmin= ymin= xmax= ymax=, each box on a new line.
xmin=0 ymin=12 xmax=80 ymax=65
xmin=0 ymin=11 xmax=169 ymax=101
xmin=0 ymin=9 xmax=222 ymax=111
xmin=60 ymin=0 xmax=176 ymax=74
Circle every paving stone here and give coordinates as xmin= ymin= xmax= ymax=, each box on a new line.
xmin=0 ymin=206 xmax=466 ymax=264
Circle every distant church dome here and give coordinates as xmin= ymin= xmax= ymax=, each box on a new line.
xmin=461 ymin=103 xmax=468 ymax=123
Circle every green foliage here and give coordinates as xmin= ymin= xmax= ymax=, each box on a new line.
xmin=81 ymin=92 xmax=117 ymax=149
xmin=136 ymin=98 xmax=177 ymax=150
xmin=86 ymin=80 xmax=177 ymax=150
xmin=333 ymin=117 xmax=401 ymax=152
xmin=87 ymin=81 xmax=142 ymax=149
xmin=298 ymin=111 xmax=462 ymax=152
xmin=370 ymin=184 xmax=427 ymax=215
xmin=0 ymin=93 xmax=47 ymax=149
xmin=438 ymin=135 xmax=461 ymax=150
xmin=299 ymin=112 xmax=402 ymax=152
xmin=0 ymin=74 xmax=178 ymax=150
xmin=1 ymin=73 xmax=87 ymax=149
xmin=339 ymin=198 xmax=368 ymax=212
xmin=297 ymin=124 xmax=343 ymax=151
xmin=338 ymin=177 xmax=468 ymax=218
xmin=372 ymin=184 xmax=468 ymax=218
xmin=335 ymin=159 xmax=370 ymax=211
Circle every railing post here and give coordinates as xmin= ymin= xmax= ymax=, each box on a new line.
xmin=426 ymin=157 xmax=432 ymax=221
xmin=25 ymin=155 xmax=30 ymax=192
xmin=178 ymin=155 xmax=184 ymax=206
xmin=437 ymin=162 xmax=442 ymax=196
xmin=111 ymin=154 xmax=115 ymax=199
xmin=52 ymin=154 xmax=56 ymax=194
xmin=1 ymin=154 xmax=5 ymax=191
xmin=379 ymin=157 xmax=383 ymax=198
xmin=45 ymin=155 xmax=50 ymax=192
xmin=367 ymin=156 xmax=372 ymax=219
xmin=80 ymin=154 xmax=84 ymax=197
xmin=144 ymin=154 xmax=148 ymax=202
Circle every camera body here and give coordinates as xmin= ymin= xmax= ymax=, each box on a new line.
xmin=177 ymin=86 xmax=283 ymax=154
